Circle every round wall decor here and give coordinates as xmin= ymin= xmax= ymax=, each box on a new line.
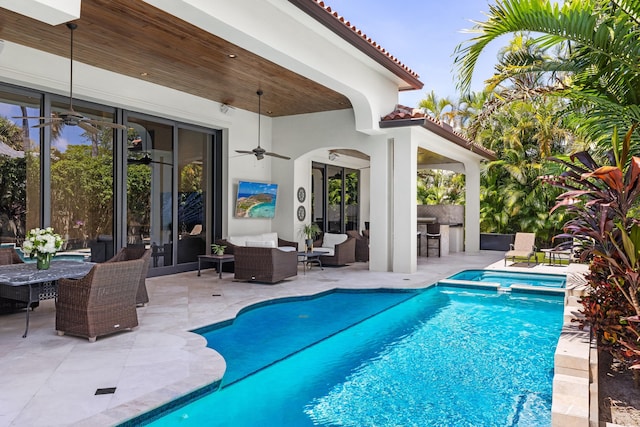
xmin=297 ymin=187 xmax=306 ymax=203
xmin=297 ymin=205 xmax=306 ymax=221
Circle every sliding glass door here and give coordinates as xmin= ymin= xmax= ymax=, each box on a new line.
xmin=311 ymin=162 xmax=360 ymax=234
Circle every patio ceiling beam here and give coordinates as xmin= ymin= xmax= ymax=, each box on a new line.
xmin=0 ymin=0 xmax=80 ymax=25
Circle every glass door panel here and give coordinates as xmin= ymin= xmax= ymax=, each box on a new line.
xmin=327 ymin=165 xmax=343 ymax=233
xmin=50 ymin=100 xmax=114 ymax=259
xmin=126 ymin=117 xmax=173 ymax=267
xmin=1 ymin=91 xmax=41 ymax=247
xmin=177 ymin=128 xmax=207 ymax=263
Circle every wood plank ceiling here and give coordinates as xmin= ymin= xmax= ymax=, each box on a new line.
xmin=0 ymin=0 xmax=352 ymax=117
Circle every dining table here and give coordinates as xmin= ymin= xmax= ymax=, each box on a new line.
xmin=0 ymin=260 xmax=95 ymax=337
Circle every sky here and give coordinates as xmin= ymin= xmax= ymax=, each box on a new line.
xmin=326 ymin=0 xmax=507 ymax=108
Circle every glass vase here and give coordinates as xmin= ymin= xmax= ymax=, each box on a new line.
xmin=36 ymin=254 xmax=51 ymax=270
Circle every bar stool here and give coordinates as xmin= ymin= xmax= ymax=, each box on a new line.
xmin=417 ymin=232 xmax=422 ymax=256
xmin=425 ymin=223 xmax=441 ymax=257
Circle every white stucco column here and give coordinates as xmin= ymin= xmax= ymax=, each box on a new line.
xmin=464 ymin=161 xmax=481 ymax=252
xmin=368 ymin=139 xmax=392 ymax=272
xmin=392 ymin=131 xmax=418 ymax=273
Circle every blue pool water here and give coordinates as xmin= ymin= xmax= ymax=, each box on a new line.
xmin=138 ymin=286 xmax=563 ymax=426
xmin=447 ymin=269 xmax=566 ymax=288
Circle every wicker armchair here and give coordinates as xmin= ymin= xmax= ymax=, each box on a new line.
xmin=0 ymin=247 xmax=24 ymax=265
xmin=0 ymin=247 xmax=27 ymax=311
xmin=55 ymin=258 xmax=145 ymax=342
xmin=346 ymin=230 xmax=369 ymax=262
xmin=106 ymin=247 xmax=151 ymax=306
xmin=233 ymin=246 xmax=298 ymax=284
xmin=313 ymin=233 xmax=356 ymax=266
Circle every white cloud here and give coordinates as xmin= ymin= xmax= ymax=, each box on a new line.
xmin=53 ymin=137 xmax=69 ymax=152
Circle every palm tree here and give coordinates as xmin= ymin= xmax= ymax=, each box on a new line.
xmin=418 ymin=91 xmax=455 ymax=125
xmin=454 ymin=0 xmax=640 ymax=148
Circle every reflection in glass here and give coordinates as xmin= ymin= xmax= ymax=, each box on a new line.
xmin=0 ymin=91 xmax=41 ymax=246
xmin=50 ymin=100 xmax=114 ymax=258
xmin=327 ymin=165 xmax=342 ymax=233
xmin=177 ymin=128 xmax=207 ymax=263
xmin=127 ymin=117 xmax=173 ymax=267
xmin=311 ymin=164 xmax=325 ymax=232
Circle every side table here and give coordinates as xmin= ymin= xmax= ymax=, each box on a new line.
xmin=198 ymin=254 xmax=235 ymax=278
xmin=297 ymin=251 xmax=323 ymax=274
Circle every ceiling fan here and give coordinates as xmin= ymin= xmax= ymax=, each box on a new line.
xmin=235 ymin=90 xmax=290 ymax=160
xmin=13 ymin=23 xmax=127 ymax=134
xmin=127 ymin=152 xmax=172 ymax=166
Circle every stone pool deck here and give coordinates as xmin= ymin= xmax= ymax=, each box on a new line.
xmin=0 ymin=251 xmax=591 ymax=426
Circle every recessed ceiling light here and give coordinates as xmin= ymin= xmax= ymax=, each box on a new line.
xmin=140 ymin=72 xmax=148 ymax=77
xmin=266 ymin=110 xmax=273 ymax=114
xmin=227 ymin=54 xmax=237 ymax=58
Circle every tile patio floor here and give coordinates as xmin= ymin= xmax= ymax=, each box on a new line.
xmin=1 ymin=250 xmax=573 ymax=426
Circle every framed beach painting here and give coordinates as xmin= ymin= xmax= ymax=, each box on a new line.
xmin=235 ymin=181 xmax=278 ymax=218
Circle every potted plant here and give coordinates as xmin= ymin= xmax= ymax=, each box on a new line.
xmin=300 ymin=223 xmax=321 ymax=252
xmin=211 ymin=243 xmax=226 ymax=256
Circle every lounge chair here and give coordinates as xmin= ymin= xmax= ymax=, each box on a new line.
xmin=504 ymin=232 xmax=538 ymax=266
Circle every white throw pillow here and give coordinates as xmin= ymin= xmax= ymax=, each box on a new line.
xmin=277 ymin=246 xmax=297 ymax=252
xmin=227 ymin=235 xmax=248 ymax=246
xmin=322 ymin=233 xmax=348 ymax=249
xmin=246 ymin=240 xmax=276 ymax=248
xmin=261 ymin=232 xmax=279 ymax=246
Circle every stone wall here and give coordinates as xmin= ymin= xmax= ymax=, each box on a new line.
xmin=417 ymin=205 xmax=464 ymax=225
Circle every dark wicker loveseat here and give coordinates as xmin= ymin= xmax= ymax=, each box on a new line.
xmin=106 ymin=246 xmax=151 ymax=306
xmin=232 ymin=246 xmax=298 ymax=284
xmin=55 ymin=258 xmax=145 ymax=342
xmin=215 ymin=234 xmax=298 ymax=274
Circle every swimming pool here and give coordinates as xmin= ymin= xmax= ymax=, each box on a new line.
xmin=444 ymin=269 xmax=566 ymax=290
xmin=130 ymin=286 xmax=563 ymax=426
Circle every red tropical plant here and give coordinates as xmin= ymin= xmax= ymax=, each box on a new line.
xmin=542 ymin=126 xmax=640 ymax=369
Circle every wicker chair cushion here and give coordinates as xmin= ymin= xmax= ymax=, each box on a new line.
xmin=227 ymin=232 xmax=279 ymax=247
xmin=314 ymin=247 xmax=334 ymax=256
xmin=246 ymin=240 xmax=276 ymax=248
xmin=321 ymin=233 xmax=348 ymax=249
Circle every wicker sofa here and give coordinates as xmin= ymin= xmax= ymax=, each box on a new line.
xmin=216 ymin=232 xmax=298 ymax=255
xmin=215 ymin=232 xmax=298 ymax=283
xmin=232 ymin=246 xmax=298 ymax=284
xmin=313 ymin=233 xmax=356 ymax=266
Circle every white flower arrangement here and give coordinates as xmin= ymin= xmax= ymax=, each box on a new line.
xmin=22 ymin=227 xmax=64 ymax=259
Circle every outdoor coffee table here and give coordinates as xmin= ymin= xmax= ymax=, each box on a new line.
xmin=197 ymin=254 xmax=235 ymax=279
xmin=297 ymin=251 xmax=324 ymax=274
xmin=0 ymin=260 xmax=95 ymax=337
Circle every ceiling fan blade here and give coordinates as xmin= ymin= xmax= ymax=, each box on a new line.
xmin=78 ymin=121 xmax=99 ymax=134
xmin=31 ymin=120 xmax=61 ymax=129
xmin=235 ymin=150 xmax=255 ymax=155
xmin=82 ymin=119 xmax=127 ymax=130
xmin=265 ymin=152 xmax=291 ymax=160
xmin=12 ymin=116 xmax=49 ymax=119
